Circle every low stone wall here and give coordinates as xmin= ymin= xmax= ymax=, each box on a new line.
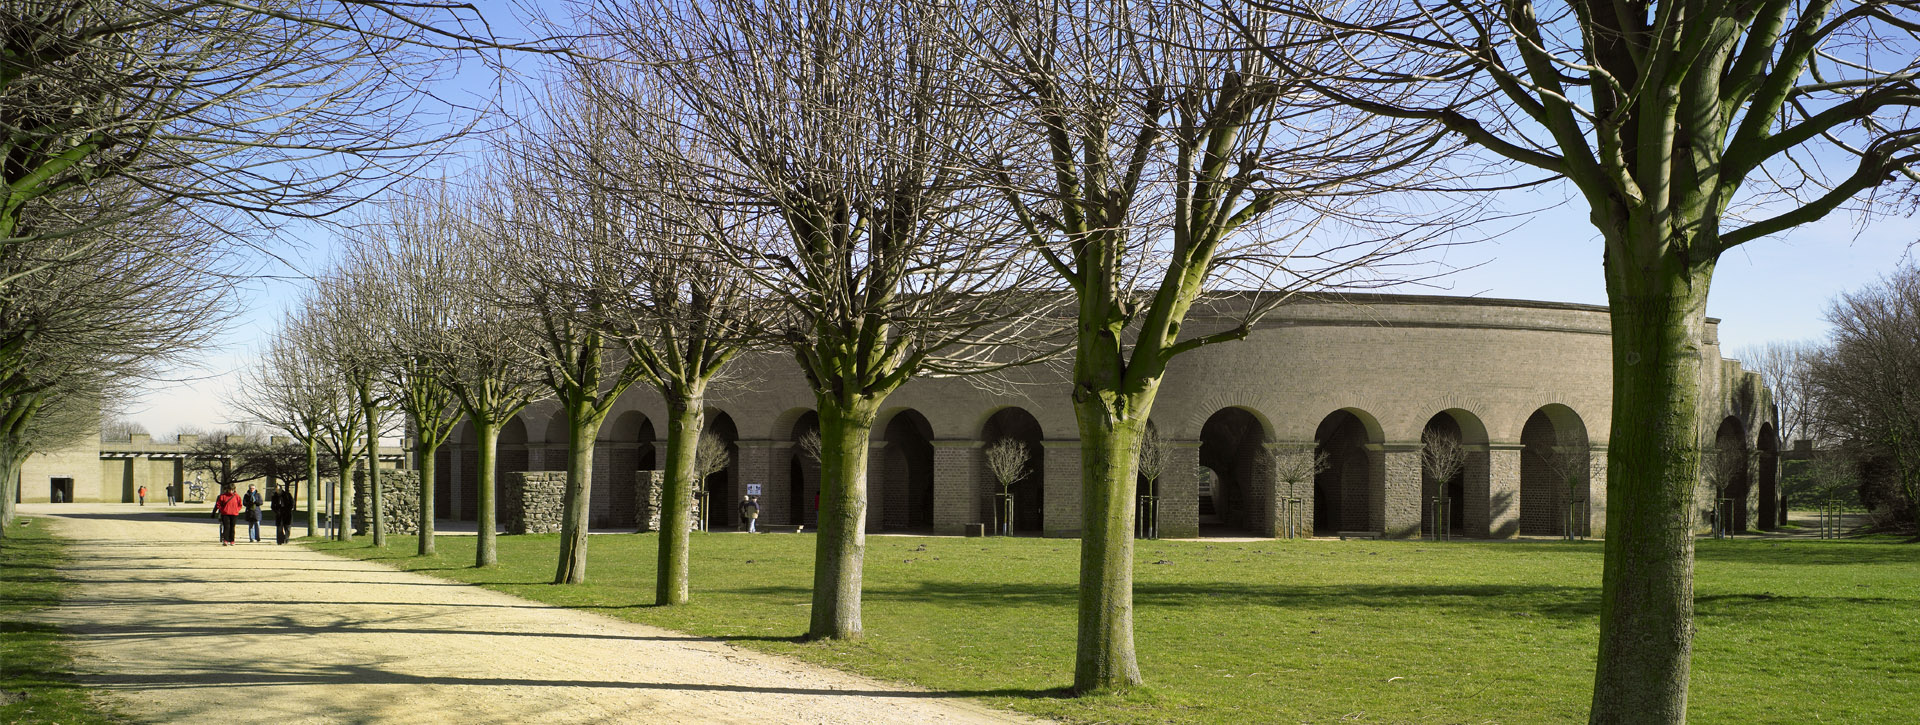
xmin=504 ymin=471 xmax=566 ymax=534
xmin=638 ymin=470 xmax=663 ymax=532
xmin=354 ymin=470 xmax=422 ymax=536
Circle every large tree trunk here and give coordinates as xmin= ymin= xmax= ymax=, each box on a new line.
xmin=1072 ymin=394 xmax=1149 ymax=693
xmin=305 ymin=438 xmax=319 ymax=537
xmin=337 ymin=458 xmax=357 ymax=541
xmin=416 ymin=434 xmax=438 ymax=556
xmin=554 ymin=401 xmax=608 ymax=584
xmin=475 ymin=418 xmax=501 ymax=567
xmin=808 ymin=395 xmax=879 ymax=641
xmin=1589 ymin=264 xmax=1711 ymax=724
xmin=364 ymin=392 xmax=384 ymax=548
xmin=656 ymin=394 xmax=704 ymax=605
xmin=0 ymin=447 xmax=19 ymax=538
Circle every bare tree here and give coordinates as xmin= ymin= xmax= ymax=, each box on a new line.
xmin=588 ymin=0 xmax=1057 ymax=638
xmin=1737 ymin=341 xmax=1818 ymax=447
xmin=0 ymin=1 xmax=514 ymax=285
xmin=100 ymin=418 xmax=149 ymax=442
xmin=425 ymin=187 xmax=546 ymax=567
xmin=231 ymin=327 xmax=340 ymax=537
xmin=1421 ymin=427 xmax=1468 ymax=537
xmin=306 ymin=270 xmax=402 ymax=544
xmin=960 ymin=0 xmax=1470 ymax=691
xmin=1242 ymin=0 xmax=1920 ymax=715
xmin=1808 ymin=265 xmax=1920 ymax=531
xmin=283 ymin=304 xmax=369 ymax=542
xmin=343 ymin=192 xmax=469 ymax=556
xmin=985 ymin=438 xmax=1033 ymax=494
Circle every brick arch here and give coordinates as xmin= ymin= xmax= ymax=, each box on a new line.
xmin=1422 ymin=408 xmax=1491 ymax=538
xmin=981 ymin=407 xmax=1045 ymax=534
xmin=703 ymin=412 xmax=740 ymax=530
xmin=879 ymin=409 xmax=935 ymax=531
xmin=1712 ymin=416 xmax=1749 ymax=533
xmin=1169 ymin=394 xmax=1276 ymax=441
xmin=1199 ymin=407 xmax=1271 ymax=534
xmin=766 ymin=406 xmax=819 ymax=442
xmin=1520 ymin=405 xmax=1590 ymax=536
xmin=1314 ymin=408 xmax=1383 ymax=535
xmin=786 ymin=410 xmax=820 ymax=527
xmin=1757 ymin=422 xmax=1778 ymax=531
xmin=598 ymin=410 xmax=654 ymax=528
xmin=541 ymin=411 xmax=569 ymax=445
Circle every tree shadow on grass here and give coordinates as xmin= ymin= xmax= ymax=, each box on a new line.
xmin=1693 ymin=540 xmax=1920 ymax=566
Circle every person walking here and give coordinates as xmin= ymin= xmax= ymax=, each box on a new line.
xmin=739 ymin=495 xmax=760 ymax=533
xmin=138 ymin=485 xmax=146 ymax=506
xmin=242 ymin=484 xmax=264 ymax=543
xmin=167 ymin=485 xmax=176 ymax=506
xmin=271 ymin=484 xmax=296 ymax=545
xmin=213 ymin=484 xmax=243 ymax=546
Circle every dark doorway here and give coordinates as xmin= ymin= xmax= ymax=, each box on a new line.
xmin=50 ymin=477 xmax=73 ymax=503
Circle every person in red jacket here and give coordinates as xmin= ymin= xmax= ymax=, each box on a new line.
xmin=212 ymin=484 xmax=244 ymax=545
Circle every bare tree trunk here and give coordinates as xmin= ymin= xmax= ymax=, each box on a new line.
xmin=0 ymin=448 xmax=19 ymax=538
xmin=415 ymin=433 xmax=438 ymax=556
xmin=475 ymin=418 xmax=501 ymax=567
xmin=363 ymin=386 xmax=384 ymax=547
xmin=555 ymin=401 xmax=607 ymax=584
xmin=1072 ymin=394 xmax=1149 ymax=692
xmin=337 ymin=458 xmax=357 ymax=541
xmin=809 ymin=396 xmax=879 ymax=641
xmin=656 ymin=395 xmax=704 ymax=605
xmin=305 ymin=438 xmax=319 ymax=537
xmin=1590 ymin=267 xmax=1710 ymax=724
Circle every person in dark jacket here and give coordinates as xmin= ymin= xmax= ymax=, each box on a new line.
xmin=213 ymin=485 xmax=243 ymax=545
xmin=242 ymin=484 xmax=264 ymax=542
xmin=270 ymin=484 xmax=297 ymax=544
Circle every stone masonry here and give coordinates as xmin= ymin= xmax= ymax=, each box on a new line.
xmin=503 ymin=471 xmax=566 ymax=534
xmin=354 ymin=469 xmax=422 ymax=536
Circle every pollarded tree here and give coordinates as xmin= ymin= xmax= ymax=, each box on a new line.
xmin=306 ymin=269 xmax=402 ymax=545
xmin=504 ymin=63 xmax=760 ymax=601
xmin=1235 ymin=0 xmax=1920 ymax=715
xmin=231 ymin=327 xmax=339 ymax=537
xmin=590 ymin=0 xmax=1059 ymax=636
xmin=425 ymin=183 xmax=546 ymax=568
xmin=283 ymin=304 xmax=369 ymax=541
xmin=343 ymin=195 xmax=469 ymax=556
xmin=961 ymin=0 xmax=1472 ymax=691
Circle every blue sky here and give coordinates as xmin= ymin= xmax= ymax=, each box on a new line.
xmin=112 ymin=6 xmax=1920 ymax=436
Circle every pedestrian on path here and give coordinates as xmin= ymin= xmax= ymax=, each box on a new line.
xmin=740 ymin=495 xmax=759 ymax=533
xmin=271 ymin=484 xmax=296 ymax=544
xmin=243 ymin=484 xmax=264 ymax=542
xmin=213 ymin=485 xmax=243 ymax=545
xmin=138 ymin=485 xmax=146 ymax=506
xmin=167 ymin=485 xmax=176 ymax=506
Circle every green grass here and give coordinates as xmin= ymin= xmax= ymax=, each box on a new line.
xmin=0 ymin=519 xmax=127 ymax=724
xmin=308 ymin=532 xmax=1920 ymax=724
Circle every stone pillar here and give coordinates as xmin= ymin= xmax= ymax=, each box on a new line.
xmin=1487 ymin=444 xmax=1522 ymax=538
xmin=1462 ymin=445 xmax=1491 ymax=538
xmin=638 ymin=470 xmax=663 ymax=532
xmin=1587 ymin=447 xmax=1608 ymax=538
xmin=1381 ymin=442 xmax=1422 ymax=539
xmin=931 ymin=440 xmax=982 ymax=535
xmin=1160 ymin=441 xmax=1201 ymax=539
xmin=1267 ymin=442 xmax=1316 ymax=539
xmin=1042 ymin=439 xmax=1081 ymax=538
xmin=502 ymin=471 xmax=566 ymax=534
xmin=866 ymin=441 xmax=889 ymax=533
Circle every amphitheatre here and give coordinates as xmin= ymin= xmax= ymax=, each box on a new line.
xmin=39 ymin=292 xmax=1783 ymax=541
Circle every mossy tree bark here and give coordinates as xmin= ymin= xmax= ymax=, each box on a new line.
xmin=554 ymin=396 xmax=618 ymax=584
xmin=809 ymin=395 xmax=881 ymax=640
xmin=305 ymin=438 xmax=319 ymax=537
xmin=358 ymin=378 xmax=384 ymax=547
xmin=413 ymin=435 xmax=437 ymax=555
xmin=473 ymin=417 xmax=501 ymax=567
xmin=655 ymin=393 xmax=705 ymax=605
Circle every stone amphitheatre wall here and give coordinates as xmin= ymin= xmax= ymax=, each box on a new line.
xmin=430 ymin=293 xmax=1779 ymax=540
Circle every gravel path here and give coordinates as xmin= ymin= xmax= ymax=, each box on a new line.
xmin=22 ymin=503 xmax=1039 ymax=725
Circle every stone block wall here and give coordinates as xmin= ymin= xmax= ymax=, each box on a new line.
xmin=503 ymin=471 xmax=566 ymax=534
xmin=638 ymin=470 xmax=663 ymax=532
xmin=355 ymin=469 xmax=422 ymax=536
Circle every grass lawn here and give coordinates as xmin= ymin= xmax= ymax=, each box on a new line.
xmin=309 ymin=532 xmax=1919 ymax=724
xmin=0 ymin=518 xmax=127 ymax=724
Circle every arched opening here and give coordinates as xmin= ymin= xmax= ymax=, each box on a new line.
xmin=1757 ymin=422 xmax=1778 ymax=531
xmin=788 ymin=412 xmax=819 ymax=527
xmin=1520 ymin=405 xmax=1590 ymax=536
xmin=705 ymin=412 xmax=739 ymax=530
xmin=542 ymin=413 xmax=570 ymax=471
xmin=1714 ymin=417 xmax=1750 ymax=533
xmin=982 ymin=407 xmax=1045 ymax=534
xmin=1199 ymin=407 xmax=1268 ymax=535
xmin=881 ymin=410 xmax=935 ymax=531
xmin=435 ymin=419 xmax=466 ymax=520
xmin=1314 ymin=409 xmax=1380 ymax=536
xmin=1421 ymin=409 xmax=1491 ymax=538
xmin=602 ymin=411 xmax=654 ymax=528
xmin=497 ymin=416 xmax=529 ymax=475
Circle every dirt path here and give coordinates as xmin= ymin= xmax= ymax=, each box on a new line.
xmin=21 ymin=503 xmax=1039 ymax=725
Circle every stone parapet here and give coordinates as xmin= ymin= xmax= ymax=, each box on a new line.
xmin=503 ymin=471 xmax=567 ymax=534
xmin=355 ymin=469 xmax=422 ymax=536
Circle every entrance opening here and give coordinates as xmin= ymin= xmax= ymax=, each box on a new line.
xmin=49 ymin=477 xmax=73 ymax=503
xmin=981 ymin=407 xmax=1045 ymax=534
